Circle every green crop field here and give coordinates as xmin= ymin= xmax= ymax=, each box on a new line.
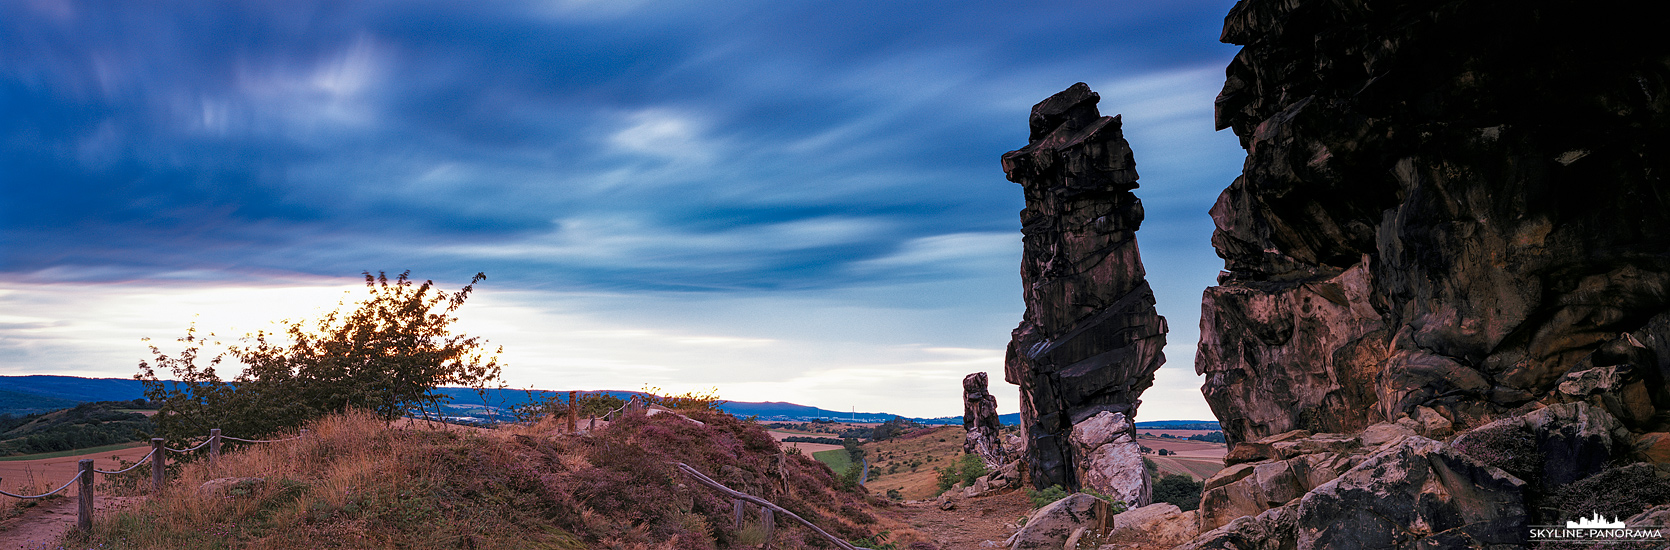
xmin=812 ymin=448 xmax=852 ymax=473
xmin=0 ymin=441 xmax=149 ymax=462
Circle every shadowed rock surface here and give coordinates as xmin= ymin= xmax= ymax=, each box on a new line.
xmin=1186 ymin=0 xmax=1670 ymax=547
xmin=1001 ymin=82 xmax=1168 ymax=494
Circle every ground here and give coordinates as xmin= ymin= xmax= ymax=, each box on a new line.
xmin=881 ymin=489 xmax=1031 ymax=548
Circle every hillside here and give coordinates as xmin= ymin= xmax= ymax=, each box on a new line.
xmin=69 ymin=409 xmax=897 ymax=549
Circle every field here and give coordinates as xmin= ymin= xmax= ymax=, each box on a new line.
xmin=858 ymin=426 xmax=975 ymax=501
xmin=0 ymin=442 xmax=150 ymax=498
xmin=1136 ymin=432 xmax=1225 ymax=481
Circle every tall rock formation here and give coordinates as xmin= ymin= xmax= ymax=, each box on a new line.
xmin=1190 ymin=0 xmax=1670 ymax=546
xmin=963 ymin=372 xmax=1006 ymax=469
xmin=1002 ymin=83 xmax=1168 ymax=505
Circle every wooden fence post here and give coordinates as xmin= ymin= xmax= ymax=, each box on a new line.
xmin=733 ymin=499 xmax=744 ymax=530
xmin=761 ymin=507 xmax=775 ymax=547
xmin=209 ymin=428 xmax=221 ymax=468
xmin=77 ymin=459 xmax=93 ymax=532
xmin=151 ymin=438 xmax=165 ymax=493
xmin=568 ymin=391 xmax=578 ymax=433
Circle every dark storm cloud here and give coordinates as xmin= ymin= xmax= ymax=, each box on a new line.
xmin=1 ymin=0 xmax=1238 ymax=292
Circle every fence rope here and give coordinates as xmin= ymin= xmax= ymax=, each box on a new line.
xmin=0 ymin=470 xmax=83 ymax=500
xmin=219 ymin=434 xmax=304 ymax=444
xmin=674 ymin=462 xmax=872 ymax=550
xmin=94 ymin=447 xmax=158 ymax=475
xmin=165 ymin=439 xmax=213 ymax=453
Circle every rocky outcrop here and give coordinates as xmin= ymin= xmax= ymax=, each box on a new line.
xmin=1002 ymin=82 xmax=1169 ymax=492
xmin=963 ymin=372 xmax=1007 ymax=470
xmin=1190 ymin=0 xmax=1670 ymax=544
xmin=1200 ymin=0 xmax=1670 ymax=447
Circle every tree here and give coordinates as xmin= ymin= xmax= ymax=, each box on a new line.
xmin=137 ymin=271 xmax=504 ymax=447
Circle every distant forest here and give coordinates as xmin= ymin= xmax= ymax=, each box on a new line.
xmin=0 ymin=400 xmax=155 ymax=457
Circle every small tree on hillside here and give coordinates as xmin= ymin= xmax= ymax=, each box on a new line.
xmin=137 ymin=271 xmax=504 ymax=447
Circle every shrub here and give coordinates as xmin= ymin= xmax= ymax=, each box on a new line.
xmin=935 ymin=454 xmax=987 ymax=493
xmin=1153 ymin=474 xmax=1204 ymax=511
xmin=1451 ymin=422 xmax=1542 ymax=488
xmin=1548 ymin=463 xmax=1670 ymax=524
xmin=1026 ymin=485 xmax=1068 ymax=508
xmin=136 ymin=271 xmax=504 ymax=448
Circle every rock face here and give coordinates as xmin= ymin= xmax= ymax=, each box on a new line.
xmin=1002 ymin=82 xmax=1169 ymax=492
xmin=1011 ymin=492 xmax=1113 ymax=550
xmin=1200 ymin=0 xmax=1670 ymax=449
xmin=1187 ymin=0 xmax=1670 ymax=545
xmin=963 ymin=372 xmax=1006 ymax=469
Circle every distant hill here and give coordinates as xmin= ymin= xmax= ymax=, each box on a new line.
xmin=0 ymin=375 xmax=1212 ymax=428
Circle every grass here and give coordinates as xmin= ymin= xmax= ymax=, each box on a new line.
xmin=855 ymin=426 xmax=969 ymax=501
xmin=814 ymin=448 xmax=854 ymax=473
xmin=61 ymin=409 xmax=887 ymax=550
xmin=0 ymin=441 xmax=148 ymax=461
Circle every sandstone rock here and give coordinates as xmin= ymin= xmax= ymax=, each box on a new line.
xmin=1078 ymin=437 xmax=1150 ymax=508
xmin=1291 ymin=437 xmax=1527 ymax=549
xmin=1011 ymin=493 xmax=1113 ymax=550
xmin=964 ymin=372 xmax=1007 ymax=469
xmin=1099 ymin=503 xmax=1200 ymax=547
xmin=1002 ymin=83 xmax=1167 ymax=491
xmin=1198 ymin=450 xmax=1369 ymax=532
xmin=198 ymin=477 xmax=264 ymax=498
xmin=1177 ymin=504 xmax=1296 ymax=550
xmin=1200 ymin=0 xmax=1670 ymax=454
xmin=1358 ymin=422 xmax=1417 ymax=449
xmin=1632 ymin=432 xmax=1670 ymax=464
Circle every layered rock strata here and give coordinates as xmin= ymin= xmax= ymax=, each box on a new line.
xmin=1002 ymin=82 xmax=1168 ymax=500
xmin=963 ymin=372 xmax=1007 ymax=469
xmin=1188 ymin=0 xmax=1670 ymax=546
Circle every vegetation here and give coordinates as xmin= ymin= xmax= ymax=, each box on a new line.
xmin=0 ymin=401 xmax=155 ymax=457
xmin=71 ymin=409 xmax=885 ymax=549
xmin=784 ymin=436 xmax=845 ymax=445
xmin=934 ymin=453 xmax=988 ymax=493
xmin=869 ymin=416 xmax=926 ymax=442
xmin=512 ymin=392 xmax=627 ymax=422
xmin=1187 ymin=431 xmax=1226 ymax=443
xmin=1027 ymin=485 xmax=1068 ymax=508
xmin=1152 ymin=474 xmax=1204 ymax=511
xmin=135 ymin=271 xmax=504 ymax=448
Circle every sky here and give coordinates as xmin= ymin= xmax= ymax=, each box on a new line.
xmin=0 ymin=0 xmax=1245 ymax=420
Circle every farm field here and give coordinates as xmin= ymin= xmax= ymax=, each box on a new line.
xmin=0 ymin=442 xmax=149 ymax=498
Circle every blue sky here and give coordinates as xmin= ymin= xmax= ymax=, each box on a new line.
xmin=0 ymin=0 xmax=1243 ymax=419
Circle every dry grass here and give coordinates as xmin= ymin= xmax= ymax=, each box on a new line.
xmin=59 ymin=409 xmax=886 ymax=550
xmin=860 ymin=426 xmax=970 ymax=501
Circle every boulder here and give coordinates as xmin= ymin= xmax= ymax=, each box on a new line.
xmin=1291 ymin=437 xmax=1527 ymax=549
xmin=1011 ymin=492 xmax=1113 ymax=550
xmin=1098 ymin=503 xmax=1199 ymax=547
xmin=1070 ymin=411 xmax=1150 ymax=507
xmin=1001 ymin=82 xmax=1168 ymax=491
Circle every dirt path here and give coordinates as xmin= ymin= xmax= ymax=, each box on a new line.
xmin=0 ymin=495 xmax=143 ymax=550
xmin=884 ymin=490 xmax=1031 ymax=549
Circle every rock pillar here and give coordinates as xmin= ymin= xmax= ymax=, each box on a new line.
xmin=1001 ymin=83 xmax=1167 ymax=502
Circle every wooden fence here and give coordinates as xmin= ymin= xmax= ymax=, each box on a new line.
xmin=0 ymin=429 xmax=306 ymax=532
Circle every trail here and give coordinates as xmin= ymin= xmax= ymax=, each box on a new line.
xmin=0 ymin=495 xmax=142 ymax=550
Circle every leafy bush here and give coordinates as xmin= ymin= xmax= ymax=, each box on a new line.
xmin=1027 ymin=485 xmax=1068 ymax=508
xmin=1080 ymin=487 xmax=1128 ymax=514
xmin=135 ymin=271 xmax=504 ymax=448
xmin=935 ymin=454 xmax=988 ymax=493
xmin=511 ymin=392 xmax=626 ymax=422
xmin=1153 ymin=474 xmax=1204 ymax=511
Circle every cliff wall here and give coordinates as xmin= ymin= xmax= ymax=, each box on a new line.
xmin=1187 ymin=0 xmax=1670 ymax=545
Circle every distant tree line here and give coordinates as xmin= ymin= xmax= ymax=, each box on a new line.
xmin=0 ymin=401 xmax=155 ymax=457
xmin=783 ymin=436 xmax=844 ymax=445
